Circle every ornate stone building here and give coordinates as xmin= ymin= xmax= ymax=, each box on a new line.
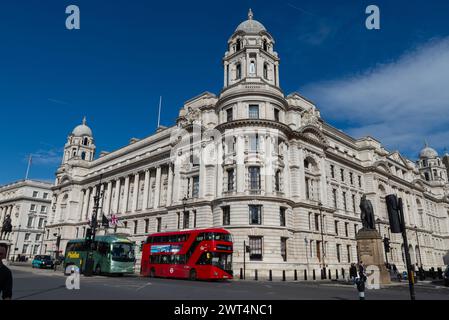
xmin=44 ymin=10 xmax=449 ymax=277
xmin=0 ymin=180 xmax=53 ymax=260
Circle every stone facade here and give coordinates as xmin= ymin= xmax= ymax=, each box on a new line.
xmin=0 ymin=180 xmax=53 ymax=260
xmin=43 ymin=10 xmax=449 ymax=277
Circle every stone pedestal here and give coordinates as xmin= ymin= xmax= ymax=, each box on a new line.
xmin=356 ymin=229 xmax=391 ymax=285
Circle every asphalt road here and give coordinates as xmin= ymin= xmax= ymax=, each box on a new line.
xmin=8 ymin=266 xmax=449 ymax=300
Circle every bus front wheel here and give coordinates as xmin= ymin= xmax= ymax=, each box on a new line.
xmin=189 ymin=269 xmax=197 ymax=281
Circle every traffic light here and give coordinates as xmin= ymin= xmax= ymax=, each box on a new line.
xmin=385 ymin=194 xmax=403 ymax=233
xmin=85 ymin=228 xmax=93 ymax=241
xmin=383 ymin=237 xmax=391 ymax=253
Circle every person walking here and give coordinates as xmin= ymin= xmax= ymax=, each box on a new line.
xmin=349 ymin=263 xmax=357 ymax=284
xmin=0 ymin=246 xmax=13 ymax=300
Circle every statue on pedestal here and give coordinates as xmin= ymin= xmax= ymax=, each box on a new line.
xmin=0 ymin=215 xmax=13 ymax=240
xmin=360 ymin=195 xmax=375 ymax=230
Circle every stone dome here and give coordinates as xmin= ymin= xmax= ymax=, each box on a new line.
xmin=419 ymin=144 xmax=438 ymax=159
xmin=235 ymin=9 xmax=266 ymax=34
xmin=72 ymin=117 xmax=93 ymax=137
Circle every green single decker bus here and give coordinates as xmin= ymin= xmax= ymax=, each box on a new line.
xmin=64 ymin=235 xmax=136 ymax=276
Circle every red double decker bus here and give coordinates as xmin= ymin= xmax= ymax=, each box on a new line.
xmin=140 ymin=228 xmax=233 ymax=280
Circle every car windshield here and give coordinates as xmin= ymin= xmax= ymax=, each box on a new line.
xmin=42 ymin=256 xmax=52 ymax=260
xmin=111 ymin=243 xmax=135 ymax=262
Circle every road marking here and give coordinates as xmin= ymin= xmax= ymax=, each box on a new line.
xmin=136 ymin=282 xmax=153 ymax=291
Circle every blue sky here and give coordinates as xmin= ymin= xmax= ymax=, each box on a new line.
xmin=1 ymin=0 xmax=449 ymax=185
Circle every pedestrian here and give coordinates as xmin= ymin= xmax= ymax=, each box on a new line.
xmin=349 ymin=263 xmax=357 ymax=284
xmin=0 ymin=246 xmax=13 ymax=300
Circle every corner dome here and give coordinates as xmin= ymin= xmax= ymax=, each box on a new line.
xmin=72 ymin=117 xmax=93 ymax=137
xmin=419 ymin=143 xmax=438 ymax=159
xmin=235 ymin=9 xmax=266 ymax=34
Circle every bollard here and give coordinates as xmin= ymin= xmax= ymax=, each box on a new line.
xmin=255 ymin=269 xmax=258 ymax=281
xmin=342 ymin=268 xmax=345 ymax=279
xmin=356 ymin=278 xmax=366 ymax=300
xmin=294 ymin=269 xmax=298 ymax=281
xmin=282 ymin=270 xmax=286 ymax=282
xmin=304 ymin=270 xmax=308 ymax=281
xmin=328 ymin=269 xmax=331 ymax=280
xmin=313 ymin=269 xmax=316 ymax=280
xmin=240 ymin=268 xmax=243 ymax=280
xmin=269 ymin=270 xmax=273 ymax=281
xmin=336 ymin=269 xmax=339 ymax=280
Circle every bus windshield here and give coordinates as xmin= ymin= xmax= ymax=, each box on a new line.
xmin=111 ymin=243 xmax=135 ymax=262
xmin=198 ymin=252 xmax=233 ymax=271
xmin=199 ymin=233 xmax=232 ymax=242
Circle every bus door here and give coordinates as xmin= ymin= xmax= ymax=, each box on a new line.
xmin=171 ymin=254 xmax=188 ymax=278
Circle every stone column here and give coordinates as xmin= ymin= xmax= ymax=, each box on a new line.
xmin=298 ymin=148 xmax=306 ymax=200
xmin=105 ymin=181 xmax=112 ymax=214
xmin=236 ymin=134 xmax=245 ymax=194
xmin=319 ymin=156 xmax=327 ymax=204
xmin=113 ymin=179 xmax=121 ymax=214
xmin=283 ymin=143 xmax=290 ymax=198
xmin=166 ymin=164 xmax=174 ymax=206
xmin=154 ymin=166 xmax=162 ymax=209
xmin=78 ymin=190 xmax=85 ymax=221
xmin=122 ymin=175 xmax=130 ymax=213
xmin=172 ymin=164 xmax=181 ymax=204
xmin=264 ymin=135 xmax=273 ymax=196
xmin=132 ymin=173 xmax=140 ymax=213
xmin=89 ymin=187 xmax=96 ymax=219
xmin=142 ymin=169 xmax=150 ymax=210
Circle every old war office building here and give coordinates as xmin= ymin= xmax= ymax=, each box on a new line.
xmin=44 ymin=11 xmax=449 ymax=276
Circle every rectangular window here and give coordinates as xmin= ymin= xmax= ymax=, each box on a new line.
xmin=157 ymin=217 xmax=162 ymax=233
xmin=334 ymin=220 xmax=339 ymax=235
xmin=249 ymin=105 xmax=259 ymax=119
xmin=193 ymin=210 xmax=197 ymax=228
xmin=347 ymin=245 xmax=351 ymax=263
xmin=43 ymin=193 xmax=49 ymax=199
xmin=249 ymin=236 xmax=263 ymax=261
xmin=30 ymin=204 xmax=36 ymax=212
xmin=332 ymin=189 xmax=337 ymax=208
xmin=226 ymin=108 xmax=233 ymax=122
xmin=177 ymin=213 xmax=180 ymax=230
xmin=145 ymin=219 xmax=149 ymax=234
xmin=27 ymin=216 xmax=34 ymax=228
xmin=222 ymin=206 xmax=230 ymax=226
xmin=342 ymin=192 xmax=347 ymax=211
xmin=227 ymin=169 xmax=235 ymax=191
xmin=349 ymin=172 xmax=354 ymax=185
xmin=340 ymin=169 xmax=345 ymax=182
xmin=249 ymin=205 xmax=262 ymax=225
xmin=22 ymin=244 xmax=29 ymax=254
xmin=280 ymin=207 xmax=286 ymax=227
xmin=40 ymin=206 xmax=47 ymax=213
xmin=305 ymin=178 xmax=310 ymax=199
xmin=352 ymin=194 xmax=356 ymax=212
xmin=249 ymin=167 xmax=261 ymax=191
xmin=274 ymin=109 xmax=280 ymax=122
xmin=250 ymin=134 xmax=259 ymax=152
xmin=281 ymin=238 xmax=287 ymax=262
xmin=38 ymin=218 xmax=44 ymax=229
xmin=183 ymin=211 xmax=190 ymax=229
xmin=36 ymin=234 xmax=41 ymax=241
xmin=192 ymin=176 xmax=200 ymax=198
xmin=336 ymin=244 xmax=341 ymax=263
xmin=354 ymin=224 xmax=358 ymax=235
xmin=275 ymin=170 xmax=281 ymax=192
xmin=358 ymin=176 xmax=362 ymax=188
xmin=134 ymin=220 xmax=138 ymax=235
xmin=25 ymin=233 xmax=31 ymax=241
xmin=32 ymin=191 xmax=38 ymax=198
xmin=330 ymin=165 xmax=335 ymax=178
xmin=345 ymin=222 xmax=349 ymax=237
xmin=314 ymin=213 xmax=320 ymax=231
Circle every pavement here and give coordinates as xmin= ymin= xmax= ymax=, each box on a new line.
xmin=7 ymin=265 xmax=449 ymax=300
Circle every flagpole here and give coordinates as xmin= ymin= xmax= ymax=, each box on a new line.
xmin=157 ymin=96 xmax=162 ymax=128
xmin=25 ymin=154 xmax=32 ymax=180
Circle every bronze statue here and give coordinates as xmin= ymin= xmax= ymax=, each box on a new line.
xmin=0 ymin=215 xmax=13 ymax=240
xmin=360 ymin=195 xmax=375 ymax=230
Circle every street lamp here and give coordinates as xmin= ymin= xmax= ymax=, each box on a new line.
xmin=14 ymin=224 xmax=21 ymax=261
xmin=318 ymin=202 xmax=326 ymax=279
xmin=182 ymin=197 xmax=188 ymax=230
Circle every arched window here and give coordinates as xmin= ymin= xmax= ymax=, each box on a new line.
xmin=83 ymin=137 xmax=89 ymax=146
xmin=275 ymin=170 xmax=281 ymax=192
xmin=236 ymin=63 xmax=242 ymax=80
xmin=249 ymin=60 xmax=256 ymax=75
xmin=236 ymin=39 xmax=241 ymax=51
xmin=81 ymin=152 xmax=86 ymax=160
xmin=263 ymin=39 xmax=268 ymax=51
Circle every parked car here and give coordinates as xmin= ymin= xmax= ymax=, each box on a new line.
xmin=444 ymin=266 xmax=449 ymax=287
xmin=32 ymin=255 xmax=54 ymax=269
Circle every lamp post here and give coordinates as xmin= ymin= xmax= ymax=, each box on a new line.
xmin=39 ymin=219 xmax=47 ymax=255
xmin=14 ymin=224 xmax=21 ymax=261
xmin=414 ymin=226 xmax=424 ymax=280
xmin=318 ymin=202 xmax=326 ymax=279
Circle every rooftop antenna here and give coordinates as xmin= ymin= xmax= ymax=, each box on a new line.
xmin=157 ymin=96 xmax=162 ymax=128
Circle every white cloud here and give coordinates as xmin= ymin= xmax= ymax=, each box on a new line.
xmin=301 ymin=37 xmax=449 ymax=158
xmin=26 ymin=147 xmax=62 ymax=165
